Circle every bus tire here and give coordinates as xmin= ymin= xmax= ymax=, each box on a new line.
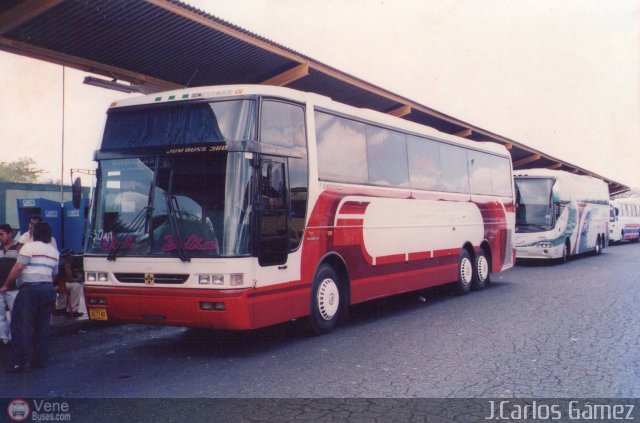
xmin=455 ymin=249 xmax=473 ymax=295
xmin=560 ymin=240 xmax=570 ymax=264
xmin=472 ymin=246 xmax=490 ymax=290
xmin=594 ymin=235 xmax=602 ymax=255
xmin=309 ymin=264 xmax=342 ymax=335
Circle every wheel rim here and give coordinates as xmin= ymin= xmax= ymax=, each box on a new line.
xmin=460 ymin=257 xmax=473 ymax=286
xmin=317 ymin=278 xmax=340 ymax=321
xmin=476 ymin=255 xmax=489 ymax=283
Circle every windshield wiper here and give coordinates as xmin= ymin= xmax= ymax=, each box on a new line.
xmin=166 ymin=194 xmax=191 ymax=262
xmin=107 ymin=206 xmax=151 ymax=261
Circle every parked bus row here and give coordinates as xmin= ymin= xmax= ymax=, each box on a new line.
xmin=72 ymin=85 xmax=629 ymax=334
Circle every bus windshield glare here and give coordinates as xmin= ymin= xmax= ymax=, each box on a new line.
xmin=515 ymin=177 xmax=555 ymax=232
xmin=87 ymin=154 xmax=254 ymax=259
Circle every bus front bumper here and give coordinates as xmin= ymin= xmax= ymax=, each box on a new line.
xmin=85 ymin=285 xmax=253 ymax=330
xmin=515 ymin=243 xmax=564 ymax=260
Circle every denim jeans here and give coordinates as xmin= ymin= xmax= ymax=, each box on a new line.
xmin=11 ymin=283 xmax=56 ymax=367
xmin=0 ymin=290 xmax=17 ymax=344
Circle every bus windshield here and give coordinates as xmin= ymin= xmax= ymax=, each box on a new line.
xmin=515 ymin=177 xmax=555 ymax=232
xmin=86 ymin=153 xmax=254 ymax=259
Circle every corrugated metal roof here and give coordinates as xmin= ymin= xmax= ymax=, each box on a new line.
xmin=0 ymin=0 xmax=628 ymax=194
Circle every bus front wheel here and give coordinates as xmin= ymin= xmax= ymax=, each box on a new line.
xmin=310 ymin=264 xmax=342 ymax=335
xmin=455 ymin=249 xmax=473 ymax=295
xmin=560 ymin=240 xmax=570 ymax=264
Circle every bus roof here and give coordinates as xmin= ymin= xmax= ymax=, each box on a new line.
xmin=514 ymin=168 xmax=605 ymax=181
xmin=108 ymin=84 xmax=511 ymax=158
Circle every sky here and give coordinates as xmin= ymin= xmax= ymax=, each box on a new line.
xmin=0 ymin=0 xmax=638 ymax=189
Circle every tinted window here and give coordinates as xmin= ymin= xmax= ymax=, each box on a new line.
xmin=259 ymin=161 xmax=288 ymax=266
xmin=439 ymin=144 xmax=469 ymax=193
xmin=102 ymin=100 xmax=255 ymax=149
xmin=261 ymin=100 xmax=306 ymax=148
xmin=366 ymin=126 xmax=409 ymax=187
xmin=316 ymin=112 xmax=368 ymax=184
xmin=491 ymin=156 xmax=513 ymax=197
xmin=467 ymin=150 xmax=492 ymax=195
xmin=407 ymin=135 xmax=442 ymax=191
xmin=289 ymin=157 xmax=308 ymax=250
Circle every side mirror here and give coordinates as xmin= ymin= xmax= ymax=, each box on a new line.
xmin=72 ymin=177 xmax=82 ymax=209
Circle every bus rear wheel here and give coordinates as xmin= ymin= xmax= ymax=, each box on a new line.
xmin=309 ymin=264 xmax=342 ymax=335
xmin=455 ymin=249 xmax=473 ymax=295
xmin=472 ymin=246 xmax=490 ymax=290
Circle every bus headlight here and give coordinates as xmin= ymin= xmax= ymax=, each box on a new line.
xmin=196 ymin=273 xmax=244 ymax=286
xmin=86 ymin=272 xmax=109 ymax=282
xmin=534 ymin=242 xmax=554 ymax=248
xmin=197 ymin=274 xmax=224 ymax=285
xmin=230 ymin=274 xmax=244 ymax=286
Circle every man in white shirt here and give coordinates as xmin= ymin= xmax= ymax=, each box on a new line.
xmin=18 ymin=214 xmax=58 ymax=250
xmin=1 ymin=222 xmax=59 ymax=372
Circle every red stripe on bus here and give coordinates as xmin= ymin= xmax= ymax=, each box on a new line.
xmin=408 ymin=251 xmax=431 ymax=261
xmin=336 ymin=218 xmax=363 ymax=227
xmin=432 ymin=248 xmax=461 ymax=258
xmin=376 ymin=253 xmax=406 ymax=266
xmin=339 ymin=201 xmax=369 ymax=215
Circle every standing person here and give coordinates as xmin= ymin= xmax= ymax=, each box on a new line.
xmin=0 ymin=222 xmax=59 ymax=372
xmin=55 ymin=248 xmax=84 ymax=318
xmin=0 ymin=224 xmax=19 ymax=347
xmin=17 ymin=214 xmax=58 ymax=249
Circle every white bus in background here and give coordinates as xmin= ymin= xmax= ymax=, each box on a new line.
xmin=609 ymin=204 xmax=622 ymax=244
xmin=513 ymin=169 xmax=609 ymax=263
xmin=609 ymin=198 xmax=640 ymax=244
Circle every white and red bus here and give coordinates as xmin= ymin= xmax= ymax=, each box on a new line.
xmin=82 ymin=85 xmax=515 ymax=334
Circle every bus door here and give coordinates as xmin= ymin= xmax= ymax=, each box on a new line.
xmin=257 ymin=157 xmax=289 ymax=266
xmin=253 ymin=156 xmax=307 ymax=326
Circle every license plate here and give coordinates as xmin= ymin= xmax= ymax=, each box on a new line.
xmin=89 ymin=308 xmax=108 ymax=321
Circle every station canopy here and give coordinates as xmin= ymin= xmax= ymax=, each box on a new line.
xmin=0 ymin=0 xmax=629 ymax=195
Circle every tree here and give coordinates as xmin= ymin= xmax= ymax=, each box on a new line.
xmin=0 ymin=157 xmax=45 ymax=183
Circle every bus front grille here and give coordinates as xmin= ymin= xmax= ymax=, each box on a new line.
xmin=114 ymin=273 xmax=189 ymax=285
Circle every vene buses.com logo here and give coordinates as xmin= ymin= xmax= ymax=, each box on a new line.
xmin=7 ymin=399 xmax=30 ymax=422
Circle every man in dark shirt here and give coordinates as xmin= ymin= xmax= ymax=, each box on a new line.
xmin=0 ymin=223 xmax=19 ymax=346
